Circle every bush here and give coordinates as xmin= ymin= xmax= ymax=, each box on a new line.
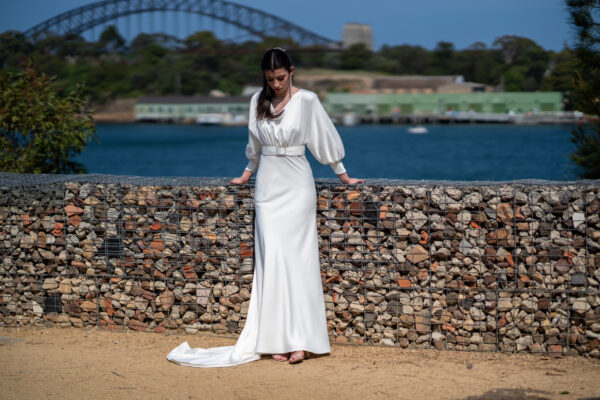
xmin=0 ymin=64 xmax=96 ymax=174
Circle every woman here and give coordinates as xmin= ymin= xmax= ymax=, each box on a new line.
xmin=167 ymin=47 xmax=363 ymax=367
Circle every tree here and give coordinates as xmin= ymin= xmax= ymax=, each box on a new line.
xmin=340 ymin=43 xmax=374 ymax=70
xmin=0 ymin=31 xmax=33 ymax=68
xmin=492 ymin=35 xmax=549 ymax=91
xmin=540 ymin=48 xmax=579 ymax=108
xmin=454 ymin=42 xmax=503 ymax=85
xmin=427 ymin=41 xmax=455 ymax=75
xmin=99 ymin=25 xmax=126 ymax=53
xmin=566 ymin=0 xmax=600 ymax=178
xmin=0 ymin=65 xmax=96 ymax=174
xmin=378 ymin=44 xmax=430 ymax=74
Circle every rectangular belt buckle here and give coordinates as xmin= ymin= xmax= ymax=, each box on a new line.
xmin=276 ymin=147 xmax=286 ymax=156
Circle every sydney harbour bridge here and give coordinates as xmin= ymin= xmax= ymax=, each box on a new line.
xmin=24 ymin=0 xmax=341 ymax=48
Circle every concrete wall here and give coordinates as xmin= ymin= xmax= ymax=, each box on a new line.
xmin=1 ymin=173 xmax=599 ymax=357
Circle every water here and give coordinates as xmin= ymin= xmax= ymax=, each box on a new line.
xmin=77 ymin=123 xmax=579 ymax=181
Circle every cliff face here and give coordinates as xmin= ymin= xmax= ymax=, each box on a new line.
xmin=92 ymin=99 xmax=136 ymax=122
xmin=1 ymin=173 xmax=599 ymax=357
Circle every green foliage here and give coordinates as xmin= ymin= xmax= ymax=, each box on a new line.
xmin=99 ymin=25 xmax=126 ymax=53
xmin=566 ymin=0 xmax=600 ymax=114
xmin=0 ymin=25 xmax=580 ymax=104
xmin=570 ymin=122 xmax=600 ymax=178
xmin=454 ymin=43 xmax=502 ymax=86
xmin=427 ymin=41 xmax=455 ymax=75
xmin=541 ymin=48 xmax=579 ymax=109
xmin=340 ymin=43 xmax=374 ymax=70
xmin=492 ymin=35 xmax=550 ymax=91
xmin=0 ymin=65 xmax=96 ymax=174
xmin=566 ymin=0 xmax=600 ymax=178
xmin=378 ymin=44 xmax=429 ymax=74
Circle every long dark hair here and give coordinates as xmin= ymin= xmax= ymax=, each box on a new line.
xmin=256 ymin=47 xmax=293 ymax=120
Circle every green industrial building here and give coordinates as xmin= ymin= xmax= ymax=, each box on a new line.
xmin=135 ymin=92 xmax=565 ymax=124
xmin=323 ymin=92 xmax=563 ymax=117
xmin=135 ymin=96 xmax=251 ymax=123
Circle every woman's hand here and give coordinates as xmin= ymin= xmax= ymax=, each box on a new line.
xmin=337 ymin=172 xmax=365 ymax=185
xmin=230 ymin=169 xmax=254 ymax=185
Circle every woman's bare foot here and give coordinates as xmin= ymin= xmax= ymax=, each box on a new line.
xmin=288 ymin=350 xmax=305 ymax=364
xmin=272 ymin=353 xmax=290 ymax=362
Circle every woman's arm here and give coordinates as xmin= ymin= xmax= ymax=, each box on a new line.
xmin=305 ymin=93 xmax=364 ymax=185
xmin=230 ymin=169 xmax=254 ymax=185
xmin=337 ymin=172 xmax=365 ymax=185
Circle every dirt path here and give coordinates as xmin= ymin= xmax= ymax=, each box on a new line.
xmin=0 ymin=326 xmax=598 ymax=400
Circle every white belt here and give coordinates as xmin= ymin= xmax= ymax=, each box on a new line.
xmin=261 ymin=145 xmax=305 ymax=157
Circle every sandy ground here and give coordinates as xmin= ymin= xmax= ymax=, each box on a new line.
xmin=0 ymin=327 xmax=599 ymax=400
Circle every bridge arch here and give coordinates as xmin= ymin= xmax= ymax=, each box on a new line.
xmin=24 ymin=0 xmax=340 ymax=48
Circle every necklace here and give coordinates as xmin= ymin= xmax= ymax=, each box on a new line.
xmin=271 ymin=85 xmax=294 ymax=115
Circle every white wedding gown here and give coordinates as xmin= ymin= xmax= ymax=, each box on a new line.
xmin=167 ymin=89 xmax=346 ymax=367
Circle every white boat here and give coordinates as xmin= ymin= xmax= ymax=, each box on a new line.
xmin=196 ymin=113 xmax=223 ymax=125
xmin=407 ymin=125 xmax=428 ymax=134
xmin=342 ymin=112 xmax=358 ymax=126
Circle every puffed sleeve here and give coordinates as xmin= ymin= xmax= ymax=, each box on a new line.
xmin=306 ymin=93 xmax=346 ymax=175
xmin=244 ymin=93 xmax=261 ymax=173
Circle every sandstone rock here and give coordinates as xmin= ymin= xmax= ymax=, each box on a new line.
xmin=349 ymin=302 xmax=364 ymax=315
xmin=52 ymin=222 xmax=64 ymax=236
xmin=521 ymin=299 xmax=537 ymax=313
xmin=573 ymin=299 xmax=590 ymax=314
xmin=81 ymin=300 xmax=97 ymax=312
xmin=59 ymin=281 xmax=72 ymax=294
xmin=39 ymin=249 xmax=54 ymax=260
xmin=406 ymin=210 xmax=427 ymax=231
xmin=83 ymin=196 xmax=100 ymax=205
xmin=20 ymin=235 xmax=35 ymax=249
xmin=128 ymin=319 xmax=147 ymax=332
xmin=497 ymin=203 xmax=513 ymax=222
xmin=366 ymin=292 xmax=384 ymax=305
xmin=159 ymin=290 xmax=174 ymax=310
xmin=498 ymin=297 xmax=512 ymax=312
xmin=457 ymin=210 xmax=471 ymax=225
xmin=415 ymin=310 xmax=430 ymax=334
xmin=180 ymin=217 xmax=192 ymax=232
xmin=222 ymin=284 xmax=239 ymax=297
xmin=406 ymin=244 xmax=429 ymax=264
xmin=239 ymin=288 xmax=251 ymax=301
xmin=436 ymin=248 xmax=451 ymax=259
xmin=516 ymin=336 xmax=532 ymax=352
xmin=182 ymin=311 xmax=196 ymax=323
xmin=150 ymin=239 xmax=165 ymax=251
xmin=397 ymin=279 xmax=411 ymax=288
xmin=469 ymin=307 xmax=485 ymax=321
xmin=65 ymin=204 xmax=84 ymax=217
xmin=42 ymin=278 xmax=58 ymax=290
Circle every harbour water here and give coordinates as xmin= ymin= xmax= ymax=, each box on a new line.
xmin=77 ymin=123 xmax=578 ymax=181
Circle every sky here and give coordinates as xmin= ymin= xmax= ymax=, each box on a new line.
xmin=0 ymin=0 xmax=574 ymax=51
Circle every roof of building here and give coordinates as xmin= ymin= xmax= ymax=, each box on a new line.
xmin=137 ymin=95 xmax=252 ymax=105
xmin=372 ymin=76 xmax=460 ymax=90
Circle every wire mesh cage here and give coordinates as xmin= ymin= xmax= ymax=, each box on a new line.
xmin=1 ymin=172 xmax=599 ymax=357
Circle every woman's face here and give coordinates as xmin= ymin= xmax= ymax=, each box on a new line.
xmin=264 ymin=67 xmax=294 ymax=97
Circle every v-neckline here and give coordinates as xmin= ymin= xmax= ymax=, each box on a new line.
xmin=271 ymin=88 xmax=302 ymax=116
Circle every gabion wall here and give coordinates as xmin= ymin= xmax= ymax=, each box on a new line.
xmin=1 ymin=173 xmax=599 ymax=358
